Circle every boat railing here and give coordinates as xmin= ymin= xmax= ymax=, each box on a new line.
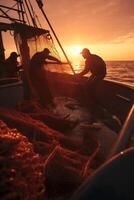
xmin=108 ymin=103 xmax=134 ymax=158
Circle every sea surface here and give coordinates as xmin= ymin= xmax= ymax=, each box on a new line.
xmin=105 ymin=61 xmax=134 ymax=88
xmin=47 ymin=61 xmax=134 ymax=88
xmin=72 ymin=61 xmax=134 ymax=88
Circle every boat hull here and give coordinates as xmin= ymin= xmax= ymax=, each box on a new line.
xmin=46 ymin=71 xmax=134 ymax=123
xmin=0 ymin=78 xmax=24 ymax=107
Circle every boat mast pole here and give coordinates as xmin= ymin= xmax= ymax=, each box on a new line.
xmin=36 ymin=0 xmax=75 ymax=74
xmin=0 ymin=31 xmax=5 ymax=61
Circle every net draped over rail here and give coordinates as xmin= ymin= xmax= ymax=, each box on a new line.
xmin=14 ymin=27 xmax=73 ymax=102
xmin=15 ymin=28 xmax=72 ymax=74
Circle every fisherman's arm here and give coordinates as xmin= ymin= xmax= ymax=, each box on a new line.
xmin=47 ymin=55 xmax=61 ymax=63
xmin=74 ymin=65 xmax=90 ymax=78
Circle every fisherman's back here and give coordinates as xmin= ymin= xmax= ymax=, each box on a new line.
xmin=86 ymin=54 xmax=106 ymax=79
xmin=5 ymin=57 xmax=18 ymax=77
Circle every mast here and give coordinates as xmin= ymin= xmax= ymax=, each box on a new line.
xmin=0 ymin=31 xmax=5 ymax=61
xmin=36 ymin=0 xmax=75 ymax=75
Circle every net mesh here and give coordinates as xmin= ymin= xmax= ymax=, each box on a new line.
xmin=15 ymin=29 xmax=72 ymax=74
xmin=27 ymin=34 xmax=60 ymax=60
xmin=14 ymin=28 xmax=73 ymax=104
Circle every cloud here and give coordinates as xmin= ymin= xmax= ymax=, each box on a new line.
xmin=1 ymin=0 xmax=134 ymax=45
xmin=46 ymin=0 xmax=134 ymax=44
xmin=112 ymin=30 xmax=134 ymax=44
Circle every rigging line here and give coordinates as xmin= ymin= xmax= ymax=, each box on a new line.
xmin=23 ymin=1 xmax=30 ymax=25
xmin=17 ymin=2 xmax=21 ymax=21
xmin=36 ymin=0 xmax=75 ymax=75
xmin=24 ymin=0 xmax=37 ymax=27
xmin=0 ymin=3 xmax=18 ymax=14
xmin=35 ymin=14 xmax=42 ymax=28
xmin=0 ymin=3 xmax=18 ymax=18
xmin=18 ymin=0 xmax=25 ymax=24
xmin=0 ymin=8 xmax=16 ymax=22
xmin=27 ymin=0 xmax=38 ymax=27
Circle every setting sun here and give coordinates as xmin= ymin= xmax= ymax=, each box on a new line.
xmin=64 ymin=44 xmax=84 ymax=68
xmin=67 ymin=45 xmax=82 ymax=56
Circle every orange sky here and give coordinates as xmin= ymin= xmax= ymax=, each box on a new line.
xmin=45 ymin=0 xmax=134 ymax=61
xmin=1 ymin=0 xmax=134 ymax=62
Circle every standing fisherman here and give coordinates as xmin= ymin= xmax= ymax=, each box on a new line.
xmin=29 ymin=48 xmax=61 ymax=106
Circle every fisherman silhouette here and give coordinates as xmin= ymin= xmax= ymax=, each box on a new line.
xmin=75 ymin=48 xmax=106 ymax=99
xmin=29 ymin=48 xmax=61 ymax=106
xmin=4 ymin=52 xmax=21 ymax=77
xmin=4 ymin=52 xmax=20 ymax=77
xmin=76 ymin=48 xmax=106 ymax=82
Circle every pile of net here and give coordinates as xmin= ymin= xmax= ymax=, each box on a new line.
xmin=0 ymin=102 xmax=101 ymax=199
xmin=0 ymin=120 xmax=45 ymax=200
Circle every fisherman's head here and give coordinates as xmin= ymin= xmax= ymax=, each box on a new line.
xmin=43 ymin=48 xmax=50 ymax=56
xmin=81 ymin=48 xmax=91 ymax=58
xmin=10 ymin=52 xmax=20 ymax=60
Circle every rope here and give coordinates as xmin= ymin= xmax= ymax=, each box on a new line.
xmin=27 ymin=0 xmax=38 ymax=27
xmin=23 ymin=1 xmax=31 ymax=25
xmin=24 ymin=0 xmax=37 ymax=27
xmin=0 ymin=7 xmax=15 ymax=22
xmin=0 ymin=3 xmax=17 ymax=15
xmin=36 ymin=0 xmax=75 ymax=74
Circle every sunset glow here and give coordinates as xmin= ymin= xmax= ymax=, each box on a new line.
xmin=45 ymin=0 xmax=134 ymax=61
xmin=0 ymin=0 xmax=134 ymax=61
xmin=67 ymin=45 xmax=82 ymax=56
xmin=65 ymin=45 xmax=84 ymax=67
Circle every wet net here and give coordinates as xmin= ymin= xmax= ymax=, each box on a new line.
xmin=14 ymin=25 xmax=73 ymax=104
xmin=28 ymin=34 xmax=60 ymax=61
xmin=0 ymin=120 xmax=45 ymax=200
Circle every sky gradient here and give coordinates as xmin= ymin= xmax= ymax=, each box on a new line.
xmin=1 ymin=0 xmax=134 ymax=61
xmin=44 ymin=0 xmax=134 ymax=61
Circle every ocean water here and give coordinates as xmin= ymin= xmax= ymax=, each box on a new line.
xmin=106 ymin=61 xmax=134 ymax=88
xmin=73 ymin=60 xmax=134 ymax=88
xmin=47 ymin=61 xmax=134 ymax=88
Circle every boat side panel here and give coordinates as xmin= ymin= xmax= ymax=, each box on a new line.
xmin=46 ymin=72 xmax=134 ymax=122
xmin=0 ymin=80 xmax=24 ymax=107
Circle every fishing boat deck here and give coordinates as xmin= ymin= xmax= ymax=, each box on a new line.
xmin=52 ymin=96 xmax=117 ymax=160
xmin=0 ymin=0 xmax=134 ymax=199
xmin=0 ymin=95 xmax=119 ymax=199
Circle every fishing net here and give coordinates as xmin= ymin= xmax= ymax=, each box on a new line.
xmin=14 ymin=24 xmax=73 ymax=103
xmin=0 ymin=120 xmax=45 ymax=200
xmin=0 ymin=103 xmax=102 ymax=199
xmin=14 ymin=25 xmax=65 ymax=72
xmin=27 ymin=33 xmax=68 ymax=73
xmin=28 ymin=34 xmax=60 ymax=60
